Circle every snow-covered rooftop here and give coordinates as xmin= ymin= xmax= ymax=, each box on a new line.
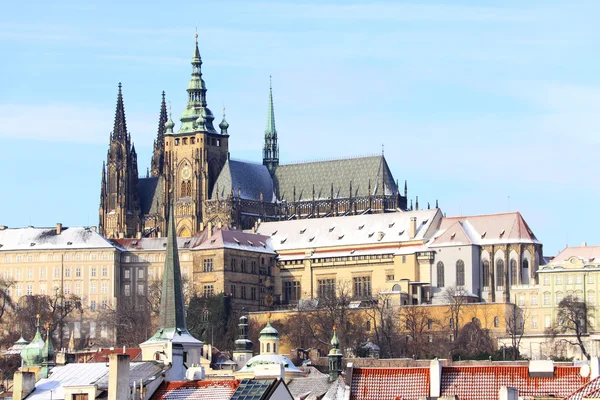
xmin=548 ymin=246 xmax=600 ymax=265
xmin=0 ymin=226 xmax=116 ymax=251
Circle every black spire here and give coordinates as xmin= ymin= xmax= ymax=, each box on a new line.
xmin=151 ymin=91 xmax=167 ymax=177
xmin=112 ymin=83 xmax=128 ymax=142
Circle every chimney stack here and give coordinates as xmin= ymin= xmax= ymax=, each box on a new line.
xmin=207 ymin=222 xmax=212 ymax=239
xmin=409 ymin=217 xmax=417 ymax=239
xmin=108 ymin=353 xmax=130 ymax=400
xmin=56 ymin=223 xmax=63 ymax=235
xmin=499 ymin=387 xmax=518 ymax=400
xmin=12 ymin=372 xmax=36 ymax=400
xmin=429 ymin=358 xmax=442 ymax=398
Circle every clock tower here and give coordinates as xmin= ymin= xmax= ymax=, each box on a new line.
xmin=162 ymin=35 xmax=229 ymax=237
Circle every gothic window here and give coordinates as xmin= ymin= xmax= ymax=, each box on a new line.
xmin=482 ymin=260 xmax=490 ymax=289
xmin=456 ymin=260 xmax=465 ymax=286
xmin=187 ymin=181 xmax=192 ymax=197
xmin=496 ymin=259 xmax=505 ymax=289
xmin=437 ymin=262 xmax=445 ymax=287
xmin=510 ymin=259 xmax=518 ymax=286
xmin=181 ymin=180 xmax=186 ymax=197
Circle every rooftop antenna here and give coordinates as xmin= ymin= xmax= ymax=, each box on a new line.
xmin=381 ymin=143 xmax=384 ymax=156
xmin=507 ymin=196 xmax=510 ymax=212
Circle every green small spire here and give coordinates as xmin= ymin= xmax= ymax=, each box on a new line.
xmin=329 ymin=325 xmax=342 ymax=355
xmin=328 ymin=325 xmax=343 ymax=382
xmin=165 ymin=102 xmax=175 ymax=134
xmin=263 ymin=76 xmax=279 ymax=174
xmin=219 ymin=106 xmax=229 ymax=134
xmin=265 ymin=75 xmax=277 ymax=137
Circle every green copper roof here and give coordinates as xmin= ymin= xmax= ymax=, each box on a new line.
xmin=157 ymin=199 xmax=187 ymax=331
xmin=259 ymin=318 xmax=279 ymax=339
xmin=265 ymin=76 xmax=277 ymax=138
xmin=177 ymin=38 xmax=217 ymax=135
xmin=21 ymin=316 xmax=44 ymax=367
xmin=329 ymin=327 xmax=342 ymax=355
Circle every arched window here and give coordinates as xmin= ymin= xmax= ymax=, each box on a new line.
xmin=437 ymin=262 xmax=445 ymax=287
xmin=494 ymin=316 xmax=500 ymax=328
xmin=510 ymin=259 xmax=518 ymax=286
xmin=456 ymin=260 xmax=465 ymax=286
xmin=181 ymin=180 xmax=187 ymax=197
xmin=273 ymin=343 xmax=277 ymax=354
xmin=186 ymin=181 xmax=192 ymax=197
xmin=496 ymin=259 xmax=505 ymax=289
xmin=482 ymin=260 xmax=490 ymax=289
xmin=266 ymin=343 xmax=270 ymax=353
xmin=522 ymin=259 xmax=529 ymax=270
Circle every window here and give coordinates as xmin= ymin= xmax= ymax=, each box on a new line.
xmin=576 ymin=275 xmax=583 ymax=284
xmin=124 ymin=284 xmax=131 ymax=296
xmin=102 ymin=282 xmax=108 ymax=294
xmin=532 ymin=317 xmax=538 ymax=329
xmin=510 ymin=259 xmax=517 ymax=285
xmin=449 ymin=318 xmax=454 ymax=329
xmin=353 ymin=276 xmax=372 ymax=298
xmin=231 ymin=258 xmax=237 ymax=271
xmin=241 ymin=260 xmax=247 ymax=273
xmin=91 ymin=267 xmax=97 ymax=277
xmin=138 ymin=268 xmax=144 ymax=279
xmin=518 ymin=295 xmax=524 ymax=306
xmin=531 ymin=295 xmax=537 ymax=305
xmin=366 ymin=320 xmax=371 ymax=331
xmin=27 ymin=255 xmax=32 ymax=262
xmin=482 ymin=260 xmax=490 ymax=289
xmin=545 ymin=315 xmax=551 ymax=328
xmin=40 ymin=285 xmax=46 ymax=295
xmin=402 ymin=255 xmax=406 ymax=264
xmin=588 ymin=275 xmax=595 ymax=284
xmin=16 ymin=285 xmax=22 ymax=297
xmin=556 ymin=292 xmax=563 ymax=305
xmin=436 ymin=261 xmax=445 ymax=287
xmin=251 ymin=287 xmax=257 ymax=300
xmin=102 ymin=267 xmax=108 ymax=277
xmin=456 ymin=260 xmax=465 ymax=286
xmin=494 ymin=316 xmax=500 ymax=328
xmin=101 ymin=299 xmax=108 ymax=309
xmin=203 ymin=258 xmax=214 ymax=272
xmin=556 ymin=275 xmax=562 ymax=285
xmin=230 ymin=284 xmax=236 ymax=298
xmin=137 ymin=284 xmax=144 ymax=295
xmin=386 ymin=274 xmax=394 ymax=282
xmin=283 ymin=281 xmax=301 ymax=302
xmin=27 ymin=269 xmax=32 ymax=279
xmin=65 ymin=268 xmax=71 ymax=278
xmin=251 ymin=261 xmax=257 ymax=274
xmin=544 ymin=292 xmax=550 ymax=305
xmin=75 ymin=267 xmax=81 ymax=277
xmin=496 ymin=259 xmax=505 ymax=289
xmin=241 ymin=286 xmax=247 ymax=299
xmin=75 ymin=282 xmax=81 ymax=295
xmin=64 ymin=283 xmax=71 ymax=295
xmin=124 ymin=268 xmax=130 ymax=279
xmin=428 ymin=319 xmax=433 ymax=329
xmin=589 ymin=292 xmax=595 ymax=304
xmin=54 ymin=268 xmax=60 ymax=278
xmin=567 ymin=275 xmax=573 ymax=285
xmin=543 ymin=275 xmax=550 ymax=285
xmin=148 ymin=268 xmax=154 ymax=279
xmin=90 ymin=282 xmax=97 ymax=294
xmin=26 ymin=284 xmax=33 ymax=296
xmin=318 ymin=279 xmax=336 ymax=299
xmin=39 ymin=268 xmax=46 ymax=279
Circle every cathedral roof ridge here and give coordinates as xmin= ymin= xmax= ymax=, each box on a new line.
xmin=278 ymin=153 xmax=383 ymax=166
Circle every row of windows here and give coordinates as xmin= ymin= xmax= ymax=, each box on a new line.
xmin=123 ymin=283 xmax=145 ymax=296
xmin=229 ymin=284 xmax=259 ymax=300
xmin=230 ymin=258 xmax=270 ymax=275
xmin=281 ymin=254 xmax=395 ymax=266
xmin=542 ymin=274 xmax=593 ymax=285
xmin=170 ymin=136 xmax=221 ymax=147
xmin=9 ymin=282 xmax=112 ymax=297
xmin=1 ymin=253 xmax=114 ymax=263
xmin=3 ymin=266 xmax=111 ymax=280
xmin=436 ymin=260 xmax=465 ymax=288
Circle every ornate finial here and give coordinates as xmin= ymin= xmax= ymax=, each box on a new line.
xmin=168 ymin=101 xmax=172 ymax=112
xmin=382 ymin=143 xmax=384 ymax=156
xmin=267 ymin=312 xmax=272 ymax=320
xmin=195 ymin=27 xmax=198 ymax=39
xmin=269 ymin=74 xmax=272 ymax=89
xmin=333 ymin=324 xmax=337 ymax=331
xmin=118 ymin=82 xmax=122 ymax=89
xmin=45 ymin=322 xmax=51 ymax=330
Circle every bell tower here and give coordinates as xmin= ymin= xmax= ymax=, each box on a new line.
xmin=163 ymin=35 xmax=229 ymax=237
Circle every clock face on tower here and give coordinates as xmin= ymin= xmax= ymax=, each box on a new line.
xmin=182 ymin=166 xmax=191 ymax=180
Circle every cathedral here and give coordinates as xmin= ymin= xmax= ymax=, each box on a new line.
xmin=99 ymin=36 xmax=408 ymax=239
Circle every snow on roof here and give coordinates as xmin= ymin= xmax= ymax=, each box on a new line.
xmin=254 ymin=209 xmax=441 ymax=252
xmin=549 ymin=246 xmax=600 ymax=264
xmin=195 ymin=230 xmax=276 ymax=254
xmin=151 ymin=379 xmax=241 ymax=400
xmin=0 ymin=226 xmax=116 ymax=251
xmin=429 ymin=212 xmax=540 ymax=248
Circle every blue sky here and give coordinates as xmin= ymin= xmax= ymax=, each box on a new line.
xmin=0 ymin=1 xmax=598 ymax=255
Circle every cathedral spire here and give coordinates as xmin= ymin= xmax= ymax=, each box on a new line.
xmin=151 ymin=91 xmax=167 ymax=177
xmin=178 ymin=34 xmax=217 ymax=134
xmin=263 ymin=76 xmax=279 ymax=175
xmin=158 ymin=197 xmax=187 ymax=332
xmin=112 ymin=82 xmax=128 ymax=142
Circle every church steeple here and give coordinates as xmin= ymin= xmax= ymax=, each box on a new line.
xmin=328 ymin=325 xmax=343 ymax=382
xmin=112 ymin=82 xmax=128 ymax=143
xmin=263 ymin=76 xmax=279 ymax=175
xmin=178 ymin=35 xmax=217 ymax=134
xmin=151 ymin=91 xmax=167 ymax=177
xmin=219 ymin=106 xmax=229 ymax=135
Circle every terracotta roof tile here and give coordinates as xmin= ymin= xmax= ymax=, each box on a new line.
xmin=563 ymin=376 xmax=600 ymax=400
xmin=351 ymin=367 xmax=430 ymax=400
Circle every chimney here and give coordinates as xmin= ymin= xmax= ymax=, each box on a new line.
xmin=499 ymin=387 xmax=518 ymax=400
xmin=344 ymin=362 xmax=354 ymax=388
xmin=108 ymin=353 xmax=130 ymax=400
xmin=591 ymin=357 xmax=600 ymax=379
xmin=91 ymin=226 xmax=97 ymax=232
xmin=200 ymin=222 xmax=205 ymax=232
xmin=12 ymin=371 xmax=36 ymax=400
xmin=409 ymin=217 xmax=417 ymax=239
xmin=217 ymin=221 xmax=222 ymax=229
xmin=429 ymin=358 xmax=443 ymax=398
xmin=136 ymin=232 xmax=142 ymax=239
xmin=207 ymin=222 xmax=212 ymax=239
xmin=56 ymin=223 xmax=63 ymax=235
xmin=185 ymin=366 xmax=205 ymax=381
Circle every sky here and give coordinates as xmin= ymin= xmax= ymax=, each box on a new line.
xmin=0 ymin=0 xmax=598 ymax=256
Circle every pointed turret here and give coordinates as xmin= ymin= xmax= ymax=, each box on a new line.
xmin=328 ymin=325 xmax=343 ymax=382
xmin=21 ymin=315 xmax=45 ymax=368
xmin=263 ymin=76 xmax=279 ymax=175
xmin=219 ymin=106 xmax=229 ymax=135
xmin=232 ymin=315 xmax=254 ymax=369
xmin=40 ymin=323 xmax=55 ymax=379
xmin=151 ymin=91 xmax=167 ymax=177
xmin=112 ymin=82 xmax=128 ymax=143
xmin=178 ymin=35 xmax=217 ymax=134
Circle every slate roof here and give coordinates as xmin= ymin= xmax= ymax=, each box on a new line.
xmin=439 ymin=366 xmax=586 ymax=400
xmin=350 ymin=367 xmax=430 ymax=400
xmin=429 ymin=212 xmax=540 ymax=247
xmin=211 ymin=159 xmax=275 ymax=202
xmin=273 ymin=155 xmax=397 ymax=202
xmin=151 ymin=379 xmax=241 ymax=400
xmin=255 ymin=209 xmax=441 ymax=253
xmin=550 ymin=246 xmax=600 ymax=264
xmin=0 ymin=226 xmax=116 ymax=251
xmin=138 ymin=176 xmax=164 ymax=215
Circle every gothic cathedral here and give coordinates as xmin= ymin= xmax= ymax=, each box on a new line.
xmin=100 ymin=37 xmax=408 ymax=239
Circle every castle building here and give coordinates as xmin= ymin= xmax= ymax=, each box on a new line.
xmin=99 ymin=36 xmax=408 ymax=239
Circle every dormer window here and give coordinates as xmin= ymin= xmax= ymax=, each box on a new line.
xmin=338 ymin=235 xmax=345 ymax=240
xmin=300 ymin=228 xmax=306 ymax=234
xmin=272 ymin=230 xmax=278 ymax=236
xmin=481 ymin=231 xmax=486 ymax=239
xmin=398 ymin=230 xmax=405 ymax=236
xmin=329 ymin=227 xmax=335 ymax=232
xmin=358 ymin=224 xmax=365 ymax=230
xmin=280 ymin=238 xmax=287 ymax=244
xmin=450 ymin=233 xmax=456 ymax=240
xmin=499 ymin=229 xmax=505 ymax=237
xmin=368 ymin=232 xmax=374 ymax=238
xmin=309 ymin=237 xmax=315 ymax=242
xmin=388 ymin=222 xmax=395 ymax=228
xmin=247 ymin=240 xmax=254 ymax=246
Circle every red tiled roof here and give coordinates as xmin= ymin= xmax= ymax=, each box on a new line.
xmin=563 ymin=376 xmax=600 ymax=400
xmin=440 ymin=366 xmax=587 ymax=400
xmin=151 ymin=380 xmax=241 ymax=400
xmin=90 ymin=348 xmax=142 ymax=363
xmin=351 ymin=367 xmax=430 ymax=400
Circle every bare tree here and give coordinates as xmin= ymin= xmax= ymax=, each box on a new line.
xmin=0 ymin=278 xmax=14 ymax=325
xmin=454 ymin=319 xmax=494 ymax=360
xmin=364 ymin=292 xmax=402 ymax=358
xmin=442 ymin=286 xmax=470 ymax=340
xmin=548 ymin=295 xmax=593 ymax=360
xmin=399 ymin=305 xmax=436 ymax=359
xmin=505 ymin=304 xmax=529 ymax=360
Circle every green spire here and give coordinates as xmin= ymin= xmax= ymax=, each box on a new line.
xmin=263 ymin=76 xmax=279 ymax=174
xmin=178 ymin=34 xmax=217 ymax=134
xmin=157 ymin=198 xmax=187 ymax=331
xmin=328 ymin=325 xmax=343 ymax=382
xmin=40 ymin=323 xmax=55 ymax=379
xmin=219 ymin=106 xmax=229 ymax=135
xmin=21 ymin=314 xmax=44 ymax=367
xmin=329 ymin=325 xmax=342 ymax=355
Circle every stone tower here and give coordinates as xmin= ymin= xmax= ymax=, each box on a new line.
xmin=262 ymin=77 xmax=279 ymax=175
xmin=162 ymin=35 xmax=230 ymax=237
xmin=99 ymin=83 xmax=141 ymax=238
xmin=232 ymin=315 xmax=254 ymax=369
